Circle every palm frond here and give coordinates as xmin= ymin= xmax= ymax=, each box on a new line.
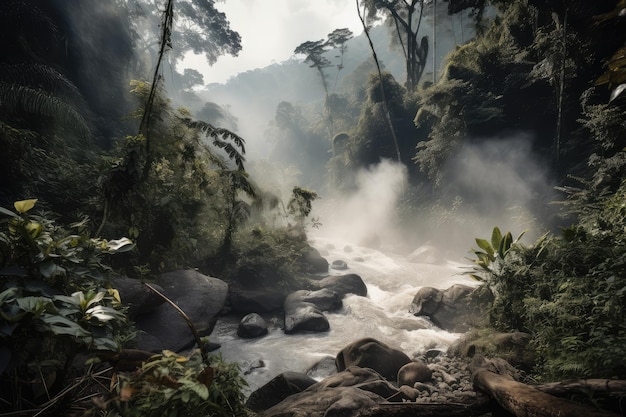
xmin=219 ymin=169 xmax=256 ymax=198
xmin=180 ymin=117 xmax=247 ymax=171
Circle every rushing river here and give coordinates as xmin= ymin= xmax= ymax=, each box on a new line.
xmin=212 ymin=236 xmax=475 ymax=395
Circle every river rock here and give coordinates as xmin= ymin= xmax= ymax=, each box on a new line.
xmin=335 ymin=338 xmax=411 ymax=381
xmin=300 ymin=245 xmax=329 ymax=274
xmin=110 ymin=276 xmax=164 ymax=319
xmin=397 ymin=361 xmax=433 ymax=386
xmin=284 ymin=296 xmax=330 ymax=334
xmin=331 ymin=259 xmax=348 ymax=270
xmin=285 ymin=289 xmax=342 ymax=311
xmin=312 ymin=273 xmax=367 ymax=297
xmin=306 ymin=355 xmax=338 ymax=380
xmin=246 ymin=371 xmax=317 ymax=412
xmin=260 ymin=386 xmax=383 ymax=417
xmin=237 ymin=313 xmax=268 ymax=338
xmin=133 ymin=270 xmax=228 ymax=352
xmin=409 ymin=284 xmax=480 ymax=332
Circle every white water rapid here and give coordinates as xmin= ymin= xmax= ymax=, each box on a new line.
xmin=212 ymin=237 xmax=475 ymax=396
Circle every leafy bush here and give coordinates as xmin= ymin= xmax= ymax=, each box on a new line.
xmin=0 ymin=199 xmax=135 ymax=411
xmin=468 ymin=178 xmax=626 ymax=380
xmin=110 ymin=349 xmax=247 ymax=417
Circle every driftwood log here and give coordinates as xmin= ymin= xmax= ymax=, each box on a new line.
xmin=536 ymin=379 xmax=626 ymax=397
xmin=363 ymin=397 xmax=491 ymax=417
xmin=470 ymin=355 xmax=622 ymax=417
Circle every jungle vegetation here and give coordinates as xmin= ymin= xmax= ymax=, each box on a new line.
xmin=0 ymin=0 xmax=625 ymax=415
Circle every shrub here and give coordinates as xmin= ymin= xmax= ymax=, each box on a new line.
xmin=0 ymin=199 xmax=135 ymax=411
xmin=467 ymin=178 xmax=626 ymax=380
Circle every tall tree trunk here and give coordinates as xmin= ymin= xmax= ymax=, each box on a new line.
xmin=554 ymin=9 xmax=567 ymax=169
xmin=317 ymin=66 xmax=335 ymax=137
xmin=356 ymin=0 xmax=401 ymax=162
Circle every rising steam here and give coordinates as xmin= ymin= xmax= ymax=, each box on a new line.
xmin=312 ymin=159 xmax=408 ymax=248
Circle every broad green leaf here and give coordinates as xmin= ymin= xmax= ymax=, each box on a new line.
xmin=108 ymin=288 xmax=121 ymax=303
xmin=476 ymin=238 xmax=496 ymax=262
xmin=54 ymin=292 xmax=83 ymax=307
xmin=475 ymin=238 xmax=495 ymax=259
xmin=85 ymin=291 xmax=105 ymax=309
xmin=0 ymin=287 xmax=19 ymax=304
xmin=42 ymin=314 xmax=90 ymax=337
xmin=86 ymin=305 xmax=124 ymax=322
xmin=491 ymin=227 xmax=502 ymax=251
xmin=499 ymin=232 xmax=513 ymax=258
xmin=182 ymin=379 xmax=209 ymax=400
xmin=0 ymin=206 xmax=17 ymax=218
xmin=40 ymin=261 xmax=64 ymax=279
xmin=13 ymin=199 xmax=37 ymax=214
xmin=16 ymin=296 xmax=51 ymax=315
xmin=474 ymin=251 xmax=491 ymax=267
xmin=106 ymin=238 xmax=135 ymax=253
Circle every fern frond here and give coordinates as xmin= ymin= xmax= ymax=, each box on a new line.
xmin=0 ymin=64 xmax=83 ymax=103
xmin=0 ymin=82 xmax=90 ymax=137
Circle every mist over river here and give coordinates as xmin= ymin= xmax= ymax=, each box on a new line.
xmin=212 ymin=235 xmax=476 ymax=395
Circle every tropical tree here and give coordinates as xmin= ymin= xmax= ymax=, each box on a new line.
xmin=294 ymin=39 xmax=335 ymax=136
xmin=360 ymin=0 xmax=430 ymax=91
xmin=327 ymin=28 xmax=355 ymax=88
xmin=126 ymin=0 xmax=241 ymax=71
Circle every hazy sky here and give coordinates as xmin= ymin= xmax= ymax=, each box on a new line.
xmin=183 ymin=0 xmax=364 ymax=84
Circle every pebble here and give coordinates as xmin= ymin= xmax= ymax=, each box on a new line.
xmin=404 ymin=353 xmax=475 ymax=404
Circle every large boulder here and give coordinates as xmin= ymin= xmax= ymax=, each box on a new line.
xmin=228 ymin=288 xmax=285 ymax=314
xmin=284 ymin=300 xmax=329 ymax=334
xmin=310 ymin=366 xmax=400 ymax=400
xmin=286 ymin=289 xmax=342 ymax=312
xmin=110 ymin=276 xmax=164 ymax=319
xmin=237 ymin=313 xmax=268 ymax=338
xmin=409 ymin=284 xmax=481 ymax=332
xmin=335 ymin=338 xmax=411 ymax=381
xmin=311 ymin=274 xmax=367 ymax=297
xmin=227 ymin=264 xmax=290 ymax=313
xmin=133 ymin=270 xmax=228 ymax=352
xmin=246 ymin=371 xmax=317 ymax=412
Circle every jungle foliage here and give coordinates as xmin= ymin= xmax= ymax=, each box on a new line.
xmin=0 ymin=1 xmax=317 ymax=415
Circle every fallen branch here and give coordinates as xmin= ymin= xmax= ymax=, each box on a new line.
xmin=470 ymin=355 xmax=621 ymax=417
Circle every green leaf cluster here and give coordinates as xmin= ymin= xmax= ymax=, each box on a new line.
xmin=111 ymin=350 xmax=248 ymax=417
xmin=0 ymin=200 xmax=134 ymax=410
